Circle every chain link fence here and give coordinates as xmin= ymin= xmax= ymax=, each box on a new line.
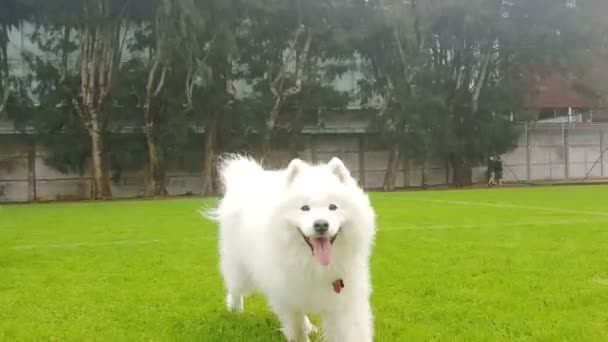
xmin=1 ymin=123 xmax=608 ymax=203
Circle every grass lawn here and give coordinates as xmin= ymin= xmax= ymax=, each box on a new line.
xmin=1 ymin=185 xmax=608 ymax=341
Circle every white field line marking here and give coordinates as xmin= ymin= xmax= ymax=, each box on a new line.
xmin=11 ymin=239 xmax=162 ymax=250
xmin=11 ymin=237 xmax=217 ymax=250
xmin=380 ymin=218 xmax=608 ymax=231
xmin=395 ymin=198 xmax=608 ymax=217
xmin=593 ymin=275 xmax=608 ymax=285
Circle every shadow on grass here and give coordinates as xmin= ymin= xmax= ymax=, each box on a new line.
xmin=169 ymin=310 xmax=326 ymax=341
xmin=170 ymin=310 xmax=285 ymax=341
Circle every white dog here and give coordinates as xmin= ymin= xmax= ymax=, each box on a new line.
xmin=209 ymin=155 xmax=376 ymax=342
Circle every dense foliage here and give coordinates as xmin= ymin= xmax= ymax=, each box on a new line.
xmin=1 ymin=0 xmax=602 ymax=195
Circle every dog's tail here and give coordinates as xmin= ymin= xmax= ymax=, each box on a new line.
xmin=200 ymin=205 xmax=220 ymax=222
xmin=218 ymin=153 xmax=263 ymax=194
xmin=201 ymin=154 xmax=263 ymax=223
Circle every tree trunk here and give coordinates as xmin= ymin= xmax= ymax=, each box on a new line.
xmin=261 ymin=103 xmax=280 ymax=162
xmin=450 ymin=153 xmax=472 ymax=188
xmin=77 ymin=1 xmax=122 ymax=200
xmin=287 ymin=129 xmax=301 ymax=160
xmin=260 ymin=132 xmax=273 ymax=162
xmin=145 ymin=121 xmax=167 ymax=197
xmin=0 ymin=26 xmax=10 ymax=114
xmin=287 ymin=92 xmax=309 ymax=160
xmin=383 ymin=143 xmax=401 ymax=191
xmin=450 ymin=154 xmax=463 ymax=187
xmin=59 ymin=26 xmax=71 ymax=83
xmin=471 ymin=43 xmax=493 ymax=115
xmin=262 ymin=26 xmax=311 ymax=162
xmin=201 ymin=112 xmax=219 ymax=196
xmin=89 ymin=120 xmax=112 ymax=199
xmin=201 ymin=54 xmax=234 ymax=195
xmin=27 ymin=138 xmax=37 ymax=201
xmin=143 ymin=59 xmax=168 ymax=197
xmin=421 ymin=155 xmax=427 ymax=189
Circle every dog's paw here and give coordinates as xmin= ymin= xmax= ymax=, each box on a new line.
xmin=277 ymin=323 xmax=316 ymax=342
xmin=304 ymin=320 xmax=317 ymax=335
xmin=226 ymin=294 xmax=244 ymax=312
xmin=277 ymin=328 xmax=310 ymax=342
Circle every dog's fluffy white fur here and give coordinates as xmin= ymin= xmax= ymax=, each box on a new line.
xmin=210 ymin=154 xmax=376 ymax=342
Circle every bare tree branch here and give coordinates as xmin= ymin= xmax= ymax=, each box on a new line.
xmin=471 ymin=44 xmax=492 ymax=114
xmin=283 ymin=29 xmax=312 ymax=97
xmin=153 ymin=65 xmax=167 ymax=98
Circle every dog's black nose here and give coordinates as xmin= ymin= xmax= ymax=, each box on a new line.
xmin=313 ymin=219 xmax=329 ymax=233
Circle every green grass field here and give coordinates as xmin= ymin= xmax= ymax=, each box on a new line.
xmin=1 ymin=185 xmax=608 ymax=341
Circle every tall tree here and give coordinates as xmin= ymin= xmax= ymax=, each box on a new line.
xmin=70 ymin=0 xmax=128 ymax=199
xmin=355 ymin=0 xmax=433 ymax=190
xmin=22 ymin=0 xmax=137 ymax=199
xmin=194 ymin=1 xmax=240 ymax=196
xmin=238 ymin=0 xmax=312 ymax=159
xmin=356 ymin=0 xmax=577 ymax=188
xmin=10 ymin=0 xmax=599 ymax=198
xmin=0 ymin=0 xmax=30 ymax=114
xmin=139 ymin=0 xmax=201 ymax=196
xmin=181 ymin=0 xmax=242 ymax=195
xmin=240 ymin=0 xmax=353 ymax=161
xmin=20 ymin=9 xmax=88 ymax=175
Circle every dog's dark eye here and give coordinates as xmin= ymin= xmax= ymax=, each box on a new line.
xmin=329 ymin=204 xmax=338 ymax=211
xmin=301 ymin=205 xmax=310 ymax=211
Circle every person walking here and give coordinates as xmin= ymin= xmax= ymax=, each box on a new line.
xmin=495 ymin=156 xmax=504 ymax=186
xmin=487 ymin=156 xmax=496 ymax=186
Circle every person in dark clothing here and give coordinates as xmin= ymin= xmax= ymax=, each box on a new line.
xmin=495 ymin=156 xmax=504 ymax=185
xmin=487 ymin=156 xmax=496 ymax=186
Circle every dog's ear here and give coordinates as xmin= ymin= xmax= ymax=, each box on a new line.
xmin=285 ymin=158 xmax=305 ymax=186
xmin=328 ymin=157 xmax=351 ymax=184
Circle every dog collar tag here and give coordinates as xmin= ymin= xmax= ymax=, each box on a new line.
xmin=332 ymin=279 xmax=344 ymax=294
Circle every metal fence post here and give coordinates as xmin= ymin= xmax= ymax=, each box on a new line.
xmin=563 ymin=123 xmax=569 ymax=180
xmin=445 ymin=158 xmax=450 ymax=185
xmin=601 ymin=128 xmax=605 ymax=177
xmin=358 ymin=135 xmax=366 ymax=187
xmin=401 ymin=146 xmax=410 ymax=187
xmin=525 ymin=123 xmax=531 ymax=181
xmin=311 ymin=135 xmax=318 ymax=164
xmin=27 ymin=139 xmax=37 ymax=202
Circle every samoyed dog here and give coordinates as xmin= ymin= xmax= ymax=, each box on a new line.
xmin=209 ymin=155 xmax=376 ymax=341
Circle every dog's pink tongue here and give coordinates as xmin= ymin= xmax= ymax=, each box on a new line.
xmin=310 ymin=237 xmax=332 ymax=266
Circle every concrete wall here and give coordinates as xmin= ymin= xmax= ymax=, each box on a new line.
xmin=499 ymin=123 xmax=608 ymax=183
xmin=1 ymin=123 xmax=607 ymax=203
